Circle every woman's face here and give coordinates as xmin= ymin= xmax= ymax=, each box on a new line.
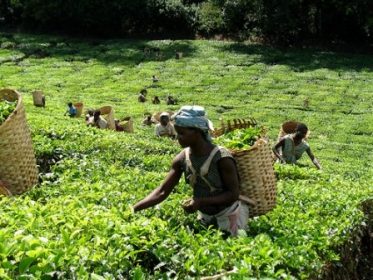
xmin=175 ymin=126 xmax=199 ymax=147
xmin=160 ymin=116 xmax=169 ymax=125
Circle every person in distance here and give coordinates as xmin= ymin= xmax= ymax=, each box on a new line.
xmin=273 ymin=123 xmax=321 ymax=169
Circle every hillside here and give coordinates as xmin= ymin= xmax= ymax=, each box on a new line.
xmin=0 ymin=33 xmax=372 ymax=279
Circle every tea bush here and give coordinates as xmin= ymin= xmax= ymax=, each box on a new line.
xmin=0 ymin=33 xmax=372 ymax=279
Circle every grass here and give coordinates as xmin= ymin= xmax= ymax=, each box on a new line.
xmin=0 ymin=32 xmax=372 ymax=279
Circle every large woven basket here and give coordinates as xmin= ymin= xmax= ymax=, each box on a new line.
xmin=232 ymin=139 xmax=277 ymax=217
xmin=99 ymin=105 xmax=115 ymax=130
xmin=213 ymin=118 xmax=258 ymax=137
xmin=119 ymin=116 xmax=134 ymax=133
xmin=151 ymin=111 xmax=174 ymax=123
xmin=214 ymin=118 xmax=276 ymax=217
xmin=74 ymin=102 xmax=84 ymax=117
xmin=32 ymin=90 xmax=45 ymax=107
xmin=0 ymin=89 xmax=38 ymax=195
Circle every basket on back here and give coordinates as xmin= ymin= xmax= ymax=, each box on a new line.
xmin=0 ymin=89 xmax=38 ymax=195
xmin=99 ymin=105 xmax=115 ymax=130
xmin=32 ymin=90 xmax=45 ymax=107
xmin=151 ymin=111 xmax=174 ymax=123
xmin=277 ymin=121 xmax=309 ymax=141
xmin=119 ymin=116 xmax=134 ymax=133
xmin=74 ymin=102 xmax=84 ymax=117
xmin=213 ymin=118 xmax=258 ymax=137
xmin=214 ymin=118 xmax=276 ymax=217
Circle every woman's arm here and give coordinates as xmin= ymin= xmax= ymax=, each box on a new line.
xmin=183 ymin=157 xmax=240 ymax=213
xmin=272 ymin=138 xmax=285 ymax=163
xmin=306 ymin=147 xmax=322 ymax=169
xmin=133 ymin=152 xmax=184 ymax=211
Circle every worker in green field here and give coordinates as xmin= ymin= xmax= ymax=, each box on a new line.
xmin=273 ymin=123 xmax=322 ymax=169
xmin=92 ymin=110 xmax=108 ymax=129
xmin=134 ymin=105 xmax=249 ymax=236
xmin=154 ymin=112 xmax=177 ymax=138
xmin=64 ymin=102 xmax=77 ymax=117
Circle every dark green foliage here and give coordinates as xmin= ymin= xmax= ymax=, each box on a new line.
xmin=1 ymin=0 xmax=197 ymax=37
xmin=1 ymin=0 xmax=371 ymax=44
xmin=217 ymin=0 xmax=372 ymax=44
xmin=195 ymin=1 xmax=225 ymax=36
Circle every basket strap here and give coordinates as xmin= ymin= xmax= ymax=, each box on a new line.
xmin=184 ymin=147 xmax=197 ymax=187
xmin=185 ymin=146 xmax=220 ymax=192
xmin=200 ymin=146 xmax=220 ymax=176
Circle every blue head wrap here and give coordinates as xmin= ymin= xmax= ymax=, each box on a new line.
xmin=172 ymin=105 xmax=214 ymax=140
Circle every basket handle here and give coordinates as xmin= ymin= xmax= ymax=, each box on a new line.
xmin=239 ymin=194 xmax=256 ymax=206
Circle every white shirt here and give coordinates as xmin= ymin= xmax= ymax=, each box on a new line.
xmin=155 ymin=123 xmax=176 ymax=137
xmin=95 ymin=116 xmax=108 ymax=129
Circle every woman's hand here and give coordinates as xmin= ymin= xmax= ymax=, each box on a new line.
xmin=182 ymin=198 xmax=200 ymax=214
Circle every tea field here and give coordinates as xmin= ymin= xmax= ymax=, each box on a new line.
xmin=0 ymin=33 xmax=372 ymax=279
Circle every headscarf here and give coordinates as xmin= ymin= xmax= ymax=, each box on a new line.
xmin=172 ymin=105 xmax=214 ymax=140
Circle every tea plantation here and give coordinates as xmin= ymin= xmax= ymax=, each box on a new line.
xmin=0 ymin=33 xmax=372 ymax=279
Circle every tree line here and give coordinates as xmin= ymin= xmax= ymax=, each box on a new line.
xmin=1 ymin=0 xmax=371 ymax=45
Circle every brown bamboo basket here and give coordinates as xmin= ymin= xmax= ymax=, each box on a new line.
xmin=119 ymin=116 xmax=134 ymax=133
xmin=0 ymin=89 xmax=39 ymax=195
xmin=214 ymin=118 xmax=276 ymax=217
xmin=99 ymin=105 xmax=115 ymax=130
xmin=74 ymin=102 xmax=84 ymax=117
xmin=32 ymin=90 xmax=45 ymax=107
xmin=213 ymin=118 xmax=258 ymax=137
xmin=277 ymin=120 xmax=310 ymax=141
xmin=232 ymin=139 xmax=277 ymax=217
xmin=151 ymin=111 xmax=174 ymax=123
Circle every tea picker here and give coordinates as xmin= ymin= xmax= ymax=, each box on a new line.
xmin=154 ymin=112 xmax=177 ymax=138
xmin=142 ymin=115 xmax=154 ymax=126
xmin=273 ymin=123 xmax=321 ymax=169
xmin=152 ymin=96 xmax=161 ymax=104
xmin=64 ymin=102 xmax=77 ymax=117
xmin=134 ymin=105 xmax=249 ymax=236
xmin=93 ymin=110 xmax=108 ymax=129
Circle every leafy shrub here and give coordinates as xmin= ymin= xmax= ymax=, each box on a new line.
xmin=0 ymin=35 xmax=372 ymax=279
xmin=0 ymin=100 xmax=17 ymax=125
xmin=214 ymin=127 xmax=262 ymax=150
xmin=0 ymin=0 xmax=371 ymax=43
xmin=195 ymin=1 xmax=225 ymax=36
xmin=0 ymin=41 xmax=16 ymax=49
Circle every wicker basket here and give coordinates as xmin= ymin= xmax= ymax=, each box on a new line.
xmin=232 ymin=139 xmax=277 ymax=217
xmin=0 ymin=89 xmax=38 ymax=195
xmin=74 ymin=102 xmax=84 ymax=117
xmin=32 ymin=90 xmax=45 ymax=107
xmin=119 ymin=116 xmax=134 ymax=133
xmin=214 ymin=118 xmax=276 ymax=217
xmin=151 ymin=111 xmax=174 ymax=123
xmin=213 ymin=118 xmax=258 ymax=137
xmin=99 ymin=105 xmax=115 ymax=130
